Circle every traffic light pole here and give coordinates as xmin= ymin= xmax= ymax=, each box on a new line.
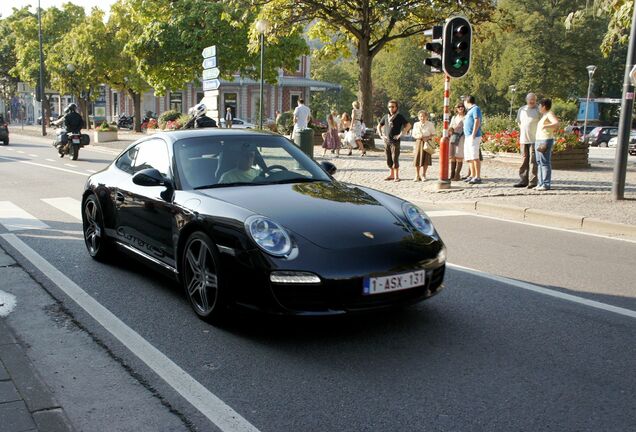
xmin=612 ymin=1 xmax=636 ymax=200
xmin=438 ymin=74 xmax=451 ymax=190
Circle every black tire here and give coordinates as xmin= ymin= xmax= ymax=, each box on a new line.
xmin=181 ymin=232 xmax=228 ymax=324
xmin=82 ymin=194 xmax=111 ymax=261
xmin=71 ymin=145 xmax=79 ymax=160
xmin=2 ymin=139 xmax=7 ymax=145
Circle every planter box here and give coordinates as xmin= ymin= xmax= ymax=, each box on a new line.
xmin=492 ymin=147 xmax=589 ymax=170
xmin=93 ymin=130 xmax=118 ymax=143
xmin=145 ymin=128 xmax=161 ymax=134
xmin=314 ymin=131 xmax=324 ymax=146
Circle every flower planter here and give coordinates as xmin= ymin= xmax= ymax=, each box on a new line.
xmin=93 ymin=130 xmax=118 ymax=143
xmin=492 ymin=146 xmax=589 ymax=170
xmin=145 ymin=128 xmax=161 ymax=134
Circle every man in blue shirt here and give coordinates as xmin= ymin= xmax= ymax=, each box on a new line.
xmin=463 ymin=95 xmax=483 ymax=184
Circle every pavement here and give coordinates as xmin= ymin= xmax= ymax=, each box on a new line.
xmin=8 ymin=124 xmax=636 ymax=239
xmin=0 ymin=248 xmax=75 ymax=432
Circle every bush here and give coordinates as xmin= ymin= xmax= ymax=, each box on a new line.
xmin=97 ymin=121 xmax=116 ymax=132
xmin=553 ymin=129 xmax=586 ymax=152
xmin=552 ymin=99 xmax=578 ymax=124
xmin=158 ymin=110 xmax=182 ymax=129
xmin=146 ymin=118 xmax=158 ymax=129
xmin=276 ymin=111 xmax=294 ymax=135
xmin=481 ymin=114 xmax=517 ymax=135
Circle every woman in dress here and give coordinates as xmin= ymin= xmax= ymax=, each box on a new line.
xmin=534 ymin=98 xmax=559 ymax=191
xmin=351 ymin=101 xmax=366 ymax=156
xmin=411 ymin=110 xmax=436 ymax=181
xmin=322 ymin=113 xmax=341 ymax=157
xmin=340 ymin=112 xmax=354 ymax=155
xmin=448 ymin=103 xmax=466 ymax=180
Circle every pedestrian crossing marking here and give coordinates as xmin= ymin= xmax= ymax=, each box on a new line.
xmin=0 ymin=201 xmax=50 ymax=231
xmin=41 ymin=197 xmax=82 ymax=221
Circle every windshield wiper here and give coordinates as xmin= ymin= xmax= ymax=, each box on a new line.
xmin=193 ymin=182 xmax=267 ymax=190
xmin=267 ymin=178 xmax=329 ymax=185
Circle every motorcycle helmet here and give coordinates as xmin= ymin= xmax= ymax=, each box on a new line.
xmin=66 ymin=103 xmax=77 ymax=113
xmin=193 ymin=103 xmax=207 ymax=117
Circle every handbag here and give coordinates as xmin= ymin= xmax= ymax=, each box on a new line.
xmin=423 ymin=140 xmax=435 ymax=155
xmin=536 ymin=142 xmax=548 ymax=153
xmin=450 ymin=132 xmax=462 ymax=145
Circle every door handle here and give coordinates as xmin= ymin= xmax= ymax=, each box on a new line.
xmin=116 ymin=191 xmax=125 ymax=202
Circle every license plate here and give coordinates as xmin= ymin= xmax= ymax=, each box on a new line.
xmin=72 ymin=138 xmax=80 ymax=144
xmin=363 ymin=270 xmax=426 ymax=295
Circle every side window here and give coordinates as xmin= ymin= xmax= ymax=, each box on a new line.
xmin=132 ymin=139 xmax=170 ymax=176
xmin=115 ymin=146 xmax=138 ymax=174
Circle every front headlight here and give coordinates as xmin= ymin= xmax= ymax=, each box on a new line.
xmin=245 ymin=215 xmax=293 ymax=257
xmin=402 ymin=202 xmax=435 ymax=236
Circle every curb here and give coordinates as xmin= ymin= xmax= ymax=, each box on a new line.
xmin=0 ymin=319 xmax=76 ymax=432
xmin=438 ymin=200 xmax=636 ymax=239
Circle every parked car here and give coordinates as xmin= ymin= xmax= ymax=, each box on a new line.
xmin=219 ymin=117 xmax=255 ymax=129
xmin=0 ymin=115 xmax=9 ymax=145
xmin=585 ymin=126 xmax=619 ymax=147
xmin=607 ymin=131 xmax=636 ymax=148
xmin=81 ymin=129 xmax=446 ymax=323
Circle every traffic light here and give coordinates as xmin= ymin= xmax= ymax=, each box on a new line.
xmin=424 ymin=25 xmax=444 ymax=73
xmin=443 ymin=16 xmax=472 ymax=78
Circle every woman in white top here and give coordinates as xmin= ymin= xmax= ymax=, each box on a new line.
xmin=411 ymin=110 xmax=436 ymax=181
xmin=448 ymin=103 xmax=466 ymax=181
xmin=350 ymin=101 xmax=366 ymax=156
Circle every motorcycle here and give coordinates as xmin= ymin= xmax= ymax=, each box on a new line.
xmin=52 ymin=118 xmax=89 ymax=160
xmin=117 ymin=113 xmax=134 ymax=130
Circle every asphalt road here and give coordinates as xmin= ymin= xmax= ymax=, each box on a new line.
xmin=1 ymin=134 xmax=635 ymax=432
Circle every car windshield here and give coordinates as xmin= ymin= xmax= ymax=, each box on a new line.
xmin=174 ymin=134 xmax=331 ymax=190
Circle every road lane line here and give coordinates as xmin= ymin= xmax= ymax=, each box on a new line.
xmin=64 ymin=163 xmax=77 ymax=168
xmin=1 ymin=233 xmax=261 ymax=432
xmin=17 ymin=150 xmax=24 ymax=154
xmin=86 ymin=169 xmax=97 ymax=173
xmin=42 ymin=197 xmax=82 ymax=220
xmin=448 ymin=263 xmax=636 ymax=319
xmin=0 ymin=202 xmax=50 ymax=231
xmin=425 ymin=210 xmax=469 ymax=217
xmin=29 ymin=154 xmax=38 ymax=157
xmin=45 ymin=158 xmax=55 ymax=162
xmin=0 ymin=156 xmax=89 ymax=176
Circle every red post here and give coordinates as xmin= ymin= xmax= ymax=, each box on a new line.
xmin=438 ymin=74 xmax=451 ymax=189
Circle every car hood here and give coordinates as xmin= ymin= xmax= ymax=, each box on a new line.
xmin=198 ymin=182 xmax=413 ymax=249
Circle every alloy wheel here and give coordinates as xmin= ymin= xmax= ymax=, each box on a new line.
xmin=83 ymin=198 xmax=102 ymax=256
xmin=184 ymin=238 xmax=219 ymax=315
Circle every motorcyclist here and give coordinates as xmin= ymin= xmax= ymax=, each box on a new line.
xmin=182 ymin=103 xmax=217 ymax=129
xmin=59 ymin=103 xmax=84 ymax=158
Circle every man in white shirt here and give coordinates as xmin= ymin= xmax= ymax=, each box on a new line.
xmin=514 ymin=93 xmax=540 ymax=188
xmin=293 ymin=98 xmax=311 ymax=134
xmin=225 ymin=107 xmax=233 ymax=129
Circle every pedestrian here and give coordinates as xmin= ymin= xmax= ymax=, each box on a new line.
xmin=513 ymin=93 xmax=540 ymax=188
xmin=411 ymin=110 xmax=436 ymax=181
xmin=462 ymin=95 xmax=483 ymax=184
xmin=322 ymin=113 xmax=341 ymax=157
xmin=448 ymin=102 xmax=466 ymax=181
xmin=377 ymin=99 xmax=411 ymax=182
xmin=534 ymin=98 xmax=559 ymax=191
xmin=293 ymin=98 xmax=311 ymax=135
xmin=225 ymin=107 xmax=233 ymax=128
xmin=351 ymin=101 xmax=367 ymax=156
xmin=340 ymin=112 xmax=354 ymax=155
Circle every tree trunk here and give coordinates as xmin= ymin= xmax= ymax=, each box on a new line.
xmin=130 ymin=90 xmax=142 ymax=133
xmin=44 ymin=95 xmax=52 ymax=126
xmin=357 ymin=44 xmax=374 ymax=128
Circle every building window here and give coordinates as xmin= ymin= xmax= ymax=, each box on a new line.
xmin=170 ymin=92 xmax=183 ymax=113
xmin=290 ymin=92 xmax=302 ymax=110
xmin=296 ymin=57 xmax=303 ymax=73
xmin=113 ymin=93 xmax=119 ymax=117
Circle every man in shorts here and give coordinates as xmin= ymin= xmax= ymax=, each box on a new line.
xmin=463 ymin=95 xmax=483 ymax=184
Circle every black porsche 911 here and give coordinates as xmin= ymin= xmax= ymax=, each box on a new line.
xmin=82 ymin=129 xmax=446 ymax=322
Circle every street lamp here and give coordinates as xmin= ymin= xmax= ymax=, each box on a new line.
xmin=255 ymin=19 xmax=270 ymax=130
xmin=583 ymin=65 xmax=597 ymax=143
xmin=37 ymin=0 xmax=46 ymax=135
xmin=508 ymin=85 xmax=517 ymax=119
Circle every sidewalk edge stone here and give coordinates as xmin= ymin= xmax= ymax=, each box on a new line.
xmin=476 ymin=202 xmax=527 ymax=221
xmin=524 ymin=208 xmax=583 ymax=229
xmin=581 ymin=217 xmax=636 ymax=238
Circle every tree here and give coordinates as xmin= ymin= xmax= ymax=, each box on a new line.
xmin=253 ymin=0 xmax=495 ymax=124
xmin=566 ymin=0 xmax=634 ymax=54
xmin=121 ymin=0 xmax=308 ymax=97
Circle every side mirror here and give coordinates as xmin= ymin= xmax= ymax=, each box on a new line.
xmin=320 ymin=161 xmax=337 ymax=176
xmin=133 ymin=168 xmax=165 ymax=187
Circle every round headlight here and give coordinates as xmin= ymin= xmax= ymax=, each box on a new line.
xmin=245 ymin=215 xmax=292 ymax=257
xmin=402 ymin=203 xmax=435 ymax=236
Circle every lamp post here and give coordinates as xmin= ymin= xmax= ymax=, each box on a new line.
xmin=255 ymin=19 xmax=270 ymax=130
xmin=508 ymin=85 xmax=517 ymax=119
xmin=583 ymin=65 xmax=597 ymax=143
xmin=37 ymin=0 xmax=46 ymax=135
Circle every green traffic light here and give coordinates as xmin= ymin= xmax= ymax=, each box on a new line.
xmin=453 ymin=58 xmax=463 ymax=69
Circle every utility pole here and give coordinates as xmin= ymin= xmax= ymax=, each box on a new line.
xmin=613 ymin=1 xmax=636 ymax=200
xmin=37 ymin=0 xmax=46 ymax=136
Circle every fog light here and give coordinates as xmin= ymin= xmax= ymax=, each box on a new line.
xmin=437 ymin=246 xmax=447 ymax=263
xmin=270 ymin=271 xmax=321 ymax=284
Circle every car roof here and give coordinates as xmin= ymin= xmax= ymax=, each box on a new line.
xmin=146 ymin=128 xmax=277 ymax=144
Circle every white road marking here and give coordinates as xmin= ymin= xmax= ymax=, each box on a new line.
xmin=86 ymin=169 xmax=97 ymax=173
xmin=64 ymin=163 xmax=77 ymax=168
xmin=42 ymin=197 xmax=82 ymax=220
xmin=16 ymin=150 xmax=24 ymax=154
xmin=29 ymin=154 xmax=38 ymax=157
xmin=448 ymin=263 xmax=636 ymax=319
xmin=0 ymin=201 xmax=50 ymax=231
xmin=0 ymin=234 xmax=262 ymax=432
xmin=0 ymin=156 xmax=89 ymax=176
xmin=425 ymin=210 xmax=469 ymax=218
xmin=6 ymin=148 xmax=13 ymax=150
xmin=0 ymin=290 xmax=17 ymax=317
xmin=45 ymin=158 xmax=55 ymax=162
